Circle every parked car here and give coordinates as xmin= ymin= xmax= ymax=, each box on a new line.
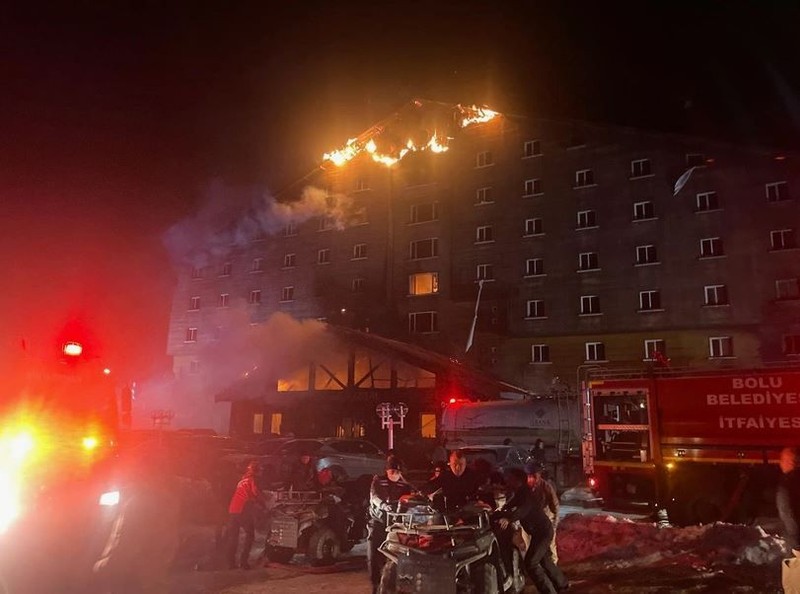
xmin=457 ymin=445 xmax=531 ymax=474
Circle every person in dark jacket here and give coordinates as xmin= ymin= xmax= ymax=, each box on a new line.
xmin=424 ymin=450 xmax=482 ymax=510
xmin=225 ymin=461 xmax=266 ymax=570
xmin=777 ymin=447 xmax=800 ymax=552
xmin=287 ymin=448 xmax=317 ymax=490
xmin=494 ymin=467 xmax=568 ymax=594
xmin=367 ymin=455 xmax=414 ymax=592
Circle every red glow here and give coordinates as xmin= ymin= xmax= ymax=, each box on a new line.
xmin=705 ymin=158 xmax=715 ymax=164
xmin=775 ymin=155 xmax=786 ymax=161
xmin=589 ymin=476 xmax=598 ymax=489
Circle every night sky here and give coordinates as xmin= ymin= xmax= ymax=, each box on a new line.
xmin=1 ymin=1 xmax=798 ymax=381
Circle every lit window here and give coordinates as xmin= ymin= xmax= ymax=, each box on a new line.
xmin=523 ymin=179 xmax=542 ymax=196
xmin=280 ymin=286 xmax=294 ymax=302
xmin=317 ymin=249 xmax=331 ymax=264
xmin=771 ymin=229 xmax=796 ymax=250
xmin=696 ymin=192 xmax=719 ymax=212
xmin=476 ymin=151 xmax=493 ymax=168
xmin=577 ymin=210 xmax=597 ymax=229
xmin=524 ymin=140 xmax=542 ymax=158
xmin=686 ymin=153 xmax=706 ymax=167
xmin=476 ymin=187 xmax=494 ymax=204
xmin=575 ymin=169 xmax=594 ymax=188
xmin=526 ymin=300 xmax=545 ymax=318
xmin=636 ymin=244 xmax=659 ymax=265
xmin=585 ymin=342 xmax=606 ymax=362
xmin=352 ymin=278 xmax=365 ymax=293
xmin=525 ymin=258 xmax=544 ymax=277
xmin=639 ymin=290 xmax=662 ymax=311
xmin=644 ymin=339 xmax=666 ymax=361
xmin=185 ymin=327 xmax=198 ymax=343
xmin=271 ymin=412 xmax=283 ymax=434
xmin=531 ymin=344 xmax=550 ymax=363
xmin=630 ymin=159 xmax=652 ymax=178
xmin=524 ymin=218 xmax=543 ymax=236
xmin=220 ymin=262 xmax=232 ymax=276
xmin=580 ymin=295 xmax=600 ymax=315
xmin=189 ymin=296 xmax=200 ymax=311
xmin=633 ymin=201 xmax=655 ymax=221
xmin=578 ymin=252 xmax=599 ymax=271
xmin=410 ymin=238 xmax=439 ymax=259
xmin=709 ymin=336 xmax=734 ymax=358
xmin=476 ymin=264 xmax=494 ymax=281
xmin=410 ymin=203 xmax=439 ymax=224
xmin=253 ymin=413 xmax=264 ymax=435
xmin=766 ymin=181 xmax=789 ymax=203
xmin=251 ymin=258 xmax=264 ymax=273
xmin=700 ymin=237 xmax=724 ymax=258
xmin=704 ymin=285 xmax=729 ymax=306
xmin=248 ymin=290 xmax=262 ymax=305
xmin=776 ymin=278 xmax=800 ymax=300
xmin=421 ymin=413 xmax=437 ymax=438
xmin=409 ymin=311 xmax=438 ymax=334
xmin=476 ymin=226 xmax=494 ymax=243
xmin=353 ymin=243 xmax=367 ymax=259
xmin=283 ymin=222 xmax=298 ymax=237
xmin=283 ymin=253 xmax=296 ymax=268
xmin=409 ymin=272 xmax=439 ymax=296
xmin=218 ymin=293 xmax=230 ymax=307
xmin=784 ymin=335 xmax=800 ymax=356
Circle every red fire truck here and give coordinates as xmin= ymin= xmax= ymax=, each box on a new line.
xmin=583 ymin=366 xmax=800 ymax=525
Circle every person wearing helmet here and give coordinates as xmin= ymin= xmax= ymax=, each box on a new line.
xmin=225 ymin=461 xmax=266 ymax=570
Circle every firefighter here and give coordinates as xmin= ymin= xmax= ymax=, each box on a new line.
xmin=225 ymin=461 xmax=266 ymax=570
xmin=367 ymin=455 xmax=413 ymax=592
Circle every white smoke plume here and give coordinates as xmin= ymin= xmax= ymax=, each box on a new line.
xmin=163 ymin=179 xmax=354 ymax=267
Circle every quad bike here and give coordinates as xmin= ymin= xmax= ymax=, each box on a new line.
xmin=378 ymin=494 xmax=525 ymax=594
xmin=263 ymin=488 xmax=365 ymax=565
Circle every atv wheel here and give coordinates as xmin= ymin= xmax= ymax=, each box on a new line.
xmin=471 ymin=560 xmax=500 ymax=594
xmin=378 ymin=561 xmax=397 ymax=593
xmin=307 ymin=527 xmax=340 ymax=566
xmin=264 ymin=545 xmax=295 ymax=564
xmin=509 ymin=548 xmax=525 ymax=593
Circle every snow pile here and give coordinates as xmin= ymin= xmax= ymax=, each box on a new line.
xmin=558 ymin=513 xmax=786 ymax=570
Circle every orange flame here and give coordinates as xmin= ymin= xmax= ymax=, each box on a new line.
xmin=458 ymin=105 xmax=499 ymax=128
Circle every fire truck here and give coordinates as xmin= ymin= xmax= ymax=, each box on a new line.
xmin=0 ymin=337 xmax=127 ymax=593
xmin=583 ymin=366 xmax=800 ymax=525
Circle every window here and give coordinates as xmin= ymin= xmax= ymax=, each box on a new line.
xmin=531 ymin=344 xmax=550 ymax=363
xmin=352 ymin=278 xmax=365 ymax=293
xmin=577 ymin=210 xmax=597 ymax=229
xmin=567 ymin=135 xmax=586 ymax=149
xmin=639 ymin=290 xmax=662 ymax=311
xmin=410 ymin=238 xmax=439 ymax=259
xmin=220 ymin=262 xmax=232 ymax=276
xmin=771 ymin=229 xmax=796 ymax=250
xmin=410 ymin=203 xmax=439 ymax=223
xmin=776 ymin=278 xmax=800 ymax=300
xmin=696 ymin=191 xmax=719 ymax=212
xmin=189 ymin=296 xmax=200 ymax=311
xmin=218 ymin=293 xmax=230 ymax=307
xmin=644 ymin=339 xmax=666 ymax=361
xmin=270 ymin=413 xmax=283 ymax=435
xmin=409 ymin=272 xmax=439 ymax=295
xmin=709 ymin=336 xmax=734 ymax=358
xmin=248 ymin=290 xmax=262 ymax=305
xmin=318 ymin=217 xmax=334 ymax=232
xmin=252 ymin=230 xmax=266 ymax=242
xmin=585 ymin=342 xmax=606 ymax=362
xmin=630 ymin=159 xmax=652 ymax=178
xmin=283 ymin=253 xmax=296 ymax=268
xmin=523 ymin=140 xmax=542 ymax=158
xmin=409 ymin=311 xmax=438 ymax=334
xmin=317 ymin=248 xmax=331 ymax=264
xmin=351 ymin=206 xmax=368 ymax=225
xmin=766 ymin=181 xmax=789 ymax=203
xmin=476 ymin=187 xmax=494 ymax=204
xmin=526 ymin=300 xmax=545 ymax=318
xmin=580 ymin=295 xmax=600 ymax=315
xmin=524 ymin=218 xmax=543 ymax=236
xmin=700 ymin=237 xmax=724 ymax=258
xmin=523 ymin=179 xmax=542 ymax=196
xmin=421 ymin=413 xmax=437 ymax=438
xmin=252 ymin=413 xmax=264 ymax=435
xmin=525 ymin=258 xmax=544 ymax=277
xmin=352 ymin=243 xmax=367 ymax=259
xmin=636 ymin=244 xmax=658 ymax=265
xmin=784 ymin=335 xmax=800 ymax=356
xmin=575 ymin=169 xmax=595 ymax=188
xmin=578 ymin=252 xmax=599 ymax=271
xmin=633 ymin=201 xmax=655 ymax=221
xmin=189 ymin=360 xmax=200 ymax=374
xmin=213 ymin=326 xmax=223 ymax=340
xmin=476 ymin=226 xmax=494 ymax=243
xmin=185 ymin=327 xmax=198 ymax=343
xmin=283 ymin=222 xmax=298 ymax=237
xmin=476 ymin=264 xmax=494 ymax=281
xmin=280 ymin=286 xmax=294 ymax=302
xmin=686 ymin=153 xmax=706 ymax=167
xmin=476 ymin=151 xmax=493 ymax=168
xmin=704 ymin=284 xmax=729 ymax=306
xmin=251 ymin=257 xmax=264 ymax=273
xmin=190 ymin=266 xmax=203 ymax=280
xmin=355 ymin=177 xmax=370 ymax=191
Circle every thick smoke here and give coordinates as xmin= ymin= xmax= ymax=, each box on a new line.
xmin=163 ymin=179 xmax=354 ymax=267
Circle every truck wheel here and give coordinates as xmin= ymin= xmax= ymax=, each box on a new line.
xmin=264 ymin=545 xmax=294 ymax=564
xmin=307 ymin=527 xmax=340 ymax=566
xmin=470 ymin=560 xmax=499 ymax=594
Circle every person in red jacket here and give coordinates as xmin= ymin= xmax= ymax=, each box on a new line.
xmin=226 ymin=461 xmax=266 ymax=569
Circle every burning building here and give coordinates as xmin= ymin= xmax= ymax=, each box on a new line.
xmin=164 ymin=98 xmax=799 ymax=438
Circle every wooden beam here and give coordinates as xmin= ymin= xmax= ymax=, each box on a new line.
xmin=318 ymin=363 xmax=347 ymax=389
